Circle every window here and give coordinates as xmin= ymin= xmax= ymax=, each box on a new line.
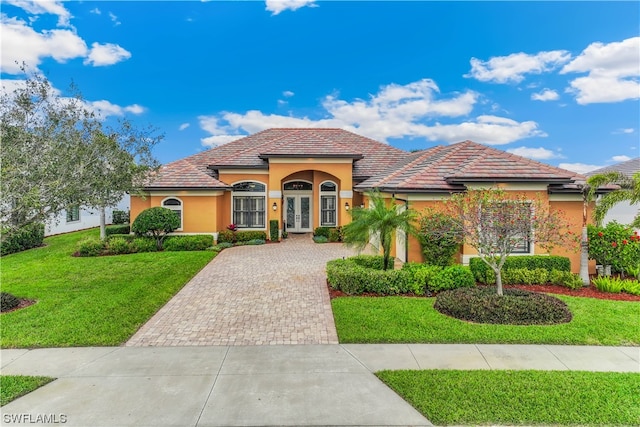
xmin=66 ymin=205 xmax=80 ymax=223
xmin=162 ymin=198 xmax=183 ymax=230
xmin=480 ymin=201 xmax=532 ymax=254
xmin=320 ymin=181 xmax=337 ymax=227
xmin=232 ymin=182 xmax=266 ymax=228
xmin=284 ymin=181 xmax=313 ymax=191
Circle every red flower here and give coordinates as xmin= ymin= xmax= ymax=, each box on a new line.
xmin=598 ymin=232 xmax=604 ymax=237
xmin=622 ymin=239 xmax=628 ymax=245
xmin=611 ymin=242 xmax=618 ymax=248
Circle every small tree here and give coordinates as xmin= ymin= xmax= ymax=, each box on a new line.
xmin=341 ymin=190 xmax=417 ymax=270
xmin=131 ymin=207 xmax=180 ymax=250
xmin=433 ymin=189 xmax=578 ymax=295
xmin=418 ymin=209 xmax=464 ymax=266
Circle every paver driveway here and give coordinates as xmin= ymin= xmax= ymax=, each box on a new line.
xmin=126 ymin=234 xmax=360 ymax=346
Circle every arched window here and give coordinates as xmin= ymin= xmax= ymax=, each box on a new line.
xmin=232 ymin=181 xmax=266 ymax=228
xmin=320 ymin=181 xmax=337 ymax=227
xmin=162 ymin=197 xmax=183 ymax=230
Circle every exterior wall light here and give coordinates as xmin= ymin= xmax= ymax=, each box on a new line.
xmin=345 ymin=202 xmax=350 ymax=211
xmin=272 ymin=202 xmax=277 ymax=211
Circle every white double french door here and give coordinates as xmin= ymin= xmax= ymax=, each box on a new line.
xmin=285 ymin=194 xmax=312 ymax=232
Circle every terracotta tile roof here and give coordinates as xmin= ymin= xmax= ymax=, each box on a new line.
xmin=586 ymin=157 xmax=640 ymax=178
xmin=356 ymin=140 xmax=582 ymax=192
xmin=144 ymin=159 xmax=230 ymax=189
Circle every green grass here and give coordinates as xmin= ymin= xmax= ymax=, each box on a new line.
xmin=376 ymin=370 xmax=640 ymax=426
xmin=332 ymin=296 xmax=640 ymax=345
xmin=1 ymin=229 xmax=215 ymax=348
xmin=0 ymin=376 xmax=54 ymax=406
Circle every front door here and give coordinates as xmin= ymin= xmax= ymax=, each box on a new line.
xmin=285 ymin=195 xmax=312 ymax=232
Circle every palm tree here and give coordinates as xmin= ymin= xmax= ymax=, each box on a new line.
xmin=341 ymin=190 xmax=417 ymax=270
xmin=587 ymin=171 xmax=640 ymax=227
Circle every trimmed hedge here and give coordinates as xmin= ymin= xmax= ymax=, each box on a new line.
xmin=269 ymin=220 xmax=279 ymax=241
xmin=350 ymin=255 xmax=393 ymax=270
xmin=0 ymin=223 xmax=45 ymax=256
xmin=434 ymin=287 xmax=572 ymax=325
xmin=402 ymin=263 xmax=475 ymax=295
xmin=164 ymin=235 xmax=214 ymax=251
xmin=314 ymin=227 xmax=341 ymax=242
xmin=218 ymin=230 xmax=267 ymax=243
xmin=107 ymin=236 xmax=130 ymax=255
xmin=1 ymin=292 xmax=21 ymax=312
xmin=327 ymin=258 xmax=413 ymax=295
xmin=77 ymin=238 xmax=106 ymax=257
xmin=105 ymin=224 xmax=130 ymax=236
xmin=470 ymin=256 xmax=571 ymax=284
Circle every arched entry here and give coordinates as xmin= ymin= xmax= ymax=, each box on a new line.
xmin=283 ymin=180 xmax=313 ymax=232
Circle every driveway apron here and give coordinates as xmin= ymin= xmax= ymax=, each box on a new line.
xmin=126 ymin=234 xmax=359 ymax=346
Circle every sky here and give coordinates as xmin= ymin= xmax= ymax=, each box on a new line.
xmin=2 ymin=0 xmax=639 ymax=174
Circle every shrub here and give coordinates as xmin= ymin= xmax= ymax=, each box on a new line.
xmin=593 ymin=277 xmax=625 ymax=293
xmin=217 ymin=229 xmax=236 ymax=243
xmin=326 ymin=257 xmax=412 ymax=295
xmin=315 ymin=227 xmax=341 ymax=242
xmin=418 ymin=211 xmax=463 ymax=266
xmin=112 ymin=210 xmax=130 ymax=225
xmin=328 ymin=227 xmax=342 ymax=242
xmin=163 ymin=235 xmax=214 ymax=251
xmin=431 ymin=265 xmax=476 ymax=292
xmin=588 ymin=222 xmax=639 ymax=273
xmin=105 ymin=224 xmax=130 ymax=236
xmin=434 ymin=287 xmax=572 ymax=325
xmin=313 ymin=235 xmax=328 ymax=243
xmin=235 ymin=239 xmax=266 ymax=246
xmin=77 ymin=238 xmax=106 ymax=257
xmin=0 ymin=292 xmax=20 ymax=312
xmin=349 ymin=255 xmax=390 ymax=270
xmin=235 ymin=230 xmax=267 ymax=242
xmin=217 ymin=242 xmax=233 ymax=249
xmin=470 ymin=256 xmax=571 ymax=284
xmin=0 ymin=223 xmax=45 ymax=256
xmin=270 ymin=220 xmax=279 ymax=241
xmin=314 ymin=227 xmax=331 ymax=238
xmin=622 ymin=280 xmax=640 ymax=296
xmin=107 ymin=237 xmax=130 ymax=255
xmin=131 ymin=207 xmax=180 ymax=250
xmin=130 ymin=237 xmax=157 ymax=253
xmin=559 ymin=273 xmax=584 ymax=290
xmin=502 ymin=268 xmax=549 ymax=285
xmin=106 ymin=233 xmax=135 ymax=242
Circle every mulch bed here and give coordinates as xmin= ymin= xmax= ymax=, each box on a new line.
xmin=328 ymin=282 xmax=640 ymax=302
xmin=1 ymin=299 xmax=37 ymax=314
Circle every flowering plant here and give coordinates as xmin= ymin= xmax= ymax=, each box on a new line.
xmin=588 ymin=222 xmax=640 ymax=275
xmin=227 ymin=224 xmax=238 ymax=232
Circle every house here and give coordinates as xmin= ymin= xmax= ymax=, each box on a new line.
xmin=45 ymin=198 xmax=129 ymax=236
xmin=586 ymin=157 xmax=639 ymax=228
xmin=130 ymin=128 xmax=591 ymax=272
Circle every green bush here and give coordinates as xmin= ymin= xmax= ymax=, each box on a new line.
xmin=217 ymin=229 xmax=235 ymax=243
xmin=349 ymin=255 xmax=391 ymax=270
xmin=77 ymin=238 xmax=106 ymax=257
xmin=112 ymin=210 xmax=130 ymax=224
xmin=502 ymin=268 xmax=549 ymax=285
xmin=0 ymin=292 xmax=20 ymax=312
xmin=235 ymin=239 xmax=266 ymax=246
xmin=313 ymin=235 xmax=328 ymax=243
xmin=326 ymin=257 xmax=412 ymax=295
xmin=592 ymin=277 xmax=624 ymax=293
xmin=328 ymin=228 xmax=342 ymax=242
xmin=235 ymin=230 xmax=267 ymax=242
xmin=107 ymin=237 xmax=130 ymax=255
xmin=622 ymin=280 xmax=640 ymax=296
xmin=130 ymin=237 xmax=157 ymax=253
xmin=314 ymin=227 xmax=331 ymax=238
xmin=164 ymin=235 xmax=213 ymax=251
xmin=270 ymin=220 xmax=279 ymax=241
xmin=434 ymin=287 xmax=572 ymax=325
xmin=470 ymin=256 xmax=571 ymax=284
xmin=0 ymin=223 xmax=45 ymax=256
xmin=131 ymin=207 xmax=180 ymax=250
xmin=418 ymin=211 xmax=463 ymax=266
xmin=105 ymin=224 xmax=130 ymax=236
xmin=217 ymin=242 xmax=234 ymax=249
xmin=314 ymin=227 xmax=341 ymax=242
xmin=106 ymin=234 xmax=135 ymax=242
xmin=431 ymin=265 xmax=476 ymax=292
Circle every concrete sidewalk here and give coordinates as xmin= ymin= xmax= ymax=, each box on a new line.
xmin=1 ymin=344 xmax=638 ymax=427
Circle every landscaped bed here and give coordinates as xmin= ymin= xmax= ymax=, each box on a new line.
xmin=376 ymin=370 xmax=640 ymax=426
xmin=1 ymin=229 xmax=216 ymax=348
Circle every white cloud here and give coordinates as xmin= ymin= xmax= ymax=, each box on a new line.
xmin=84 ymin=43 xmax=131 ymax=66
xmin=283 ymin=90 xmax=295 ymax=97
xmin=561 ymin=37 xmax=640 ymax=104
xmin=613 ymin=128 xmax=635 ymax=134
xmin=507 ymin=146 xmax=562 ymax=160
xmin=90 ymin=8 xmax=101 ymax=15
xmin=4 ymin=0 xmax=72 ymax=26
xmin=1 ymin=14 xmax=87 ymax=74
xmin=266 ymin=0 xmax=316 ymax=15
xmin=198 ymin=79 xmax=545 ymax=147
xmin=611 ymin=155 xmax=632 ymax=162
xmin=559 ymin=163 xmax=604 ymax=174
xmin=466 ymin=50 xmax=571 ymax=83
xmin=179 ymin=123 xmax=190 ymax=131
xmin=108 ymin=12 xmax=121 ymax=26
xmin=88 ymin=100 xmax=145 ymax=118
xmin=531 ymin=89 xmax=559 ymax=102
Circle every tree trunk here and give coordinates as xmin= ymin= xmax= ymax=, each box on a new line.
xmin=99 ymin=206 xmax=107 ymax=240
xmin=579 ymin=226 xmax=590 ymax=286
xmin=495 ymin=267 xmax=503 ymax=296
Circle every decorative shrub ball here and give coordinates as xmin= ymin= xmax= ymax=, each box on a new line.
xmin=1 ymin=292 xmax=21 ymax=312
xmin=434 ymin=286 xmax=572 ymax=325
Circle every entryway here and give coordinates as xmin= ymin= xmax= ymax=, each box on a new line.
xmin=285 ymin=194 xmax=312 ymax=233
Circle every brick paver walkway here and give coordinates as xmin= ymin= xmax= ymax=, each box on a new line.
xmin=126 ymin=234 xmax=359 ymax=346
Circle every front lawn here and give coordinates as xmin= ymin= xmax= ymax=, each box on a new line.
xmin=1 ymin=229 xmax=215 ymax=348
xmin=332 ymin=296 xmax=640 ymax=345
xmin=0 ymin=376 xmax=54 ymax=406
xmin=377 ymin=370 xmax=640 ymax=426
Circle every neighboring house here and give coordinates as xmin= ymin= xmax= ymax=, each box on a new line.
xmin=131 ymin=128 xmax=592 ymax=272
xmin=45 ymin=197 xmax=129 ymax=236
xmin=586 ymin=157 xmax=640 ymax=228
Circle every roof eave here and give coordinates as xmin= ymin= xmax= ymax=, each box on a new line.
xmin=258 ymin=154 xmax=363 ymax=160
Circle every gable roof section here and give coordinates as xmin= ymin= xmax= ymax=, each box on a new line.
xmin=585 ymin=157 xmax=640 ymax=178
xmin=357 ymin=140 xmax=582 ymax=192
xmin=144 ymin=159 xmax=230 ymax=190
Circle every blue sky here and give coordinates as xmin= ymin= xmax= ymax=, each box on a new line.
xmin=2 ymin=1 xmax=639 ymax=174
